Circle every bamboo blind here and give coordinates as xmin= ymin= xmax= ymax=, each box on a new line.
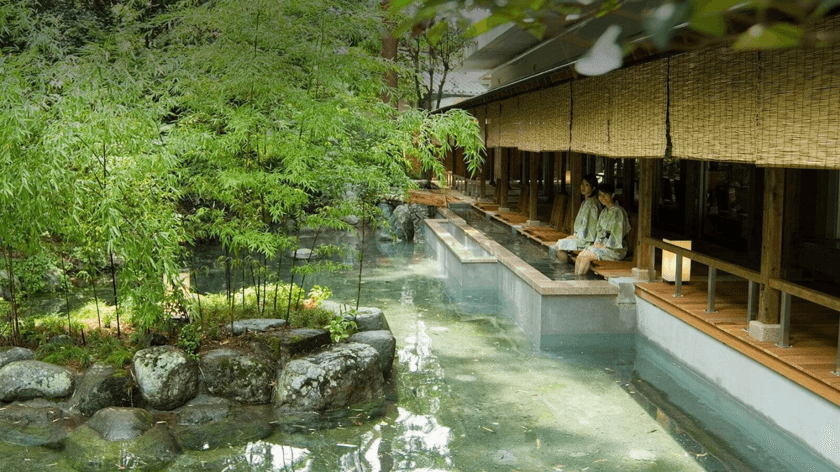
xmin=670 ymin=46 xmax=760 ymax=163
xmin=518 ymin=91 xmax=541 ymax=151
xmin=500 ymin=96 xmax=520 ymax=148
xmin=609 ymin=59 xmax=668 ymax=158
xmin=539 ymin=84 xmax=572 ymax=151
xmin=471 ymin=106 xmax=487 ymax=146
xmin=571 ymin=75 xmax=611 ymax=155
xmin=486 ymin=101 xmax=500 ymax=148
xmin=756 ymin=16 xmax=840 ymax=169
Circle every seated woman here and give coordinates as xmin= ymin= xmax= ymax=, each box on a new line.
xmin=553 ymin=174 xmax=601 ymax=263
xmin=575 ymin=183 xmax=631 ymax=275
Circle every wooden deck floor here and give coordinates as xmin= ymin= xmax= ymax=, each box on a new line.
xmin=637 ymin=279 xmax=840 ymax=406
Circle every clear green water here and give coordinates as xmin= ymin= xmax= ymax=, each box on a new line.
xmin=2 ymin=231 xmax=834 ymax=471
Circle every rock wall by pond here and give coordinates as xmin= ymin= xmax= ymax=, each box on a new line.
xmin=0 ymin=305 xmax=397 ymax=471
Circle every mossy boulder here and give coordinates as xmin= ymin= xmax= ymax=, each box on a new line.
xmin=0 ymin=347 xmax=34 ymax=369
xmin=348 ymin=330 xmax=396 ymax=375
xmin=275 ymin=343 xmax=384 ymax=416
xmin=0 ymin=360 xmax=75 ymax=401
xmin=171 ymin=395 xmax=273 ymax=450
xmin=133 ymin=346 xmax=199 ymax=411
xmin=199 ymin=348 xmax=274 ymax=404
xmin=0 ymin=403 xmax=72 ymax=447
xmin=71 ymin=364 xmax=136 ymax=417
xmin=63 ymin=420 xmax=181 ymax=472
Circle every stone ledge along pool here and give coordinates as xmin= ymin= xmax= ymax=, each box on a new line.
xmin=2 ymin=219 xmax=836 ymax=471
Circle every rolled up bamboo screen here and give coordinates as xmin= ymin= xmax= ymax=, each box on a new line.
xmin=500 ymin=97 xmax=519 ymax=148
xmin=486 ymin=101 xmax=500 ymax=148
xmin=609 ymin=59 xmax=668 ymax=158
xmin=670 ymin=46 xmax=760 ymax=163
xmin=518 ymin=91 xmax=541 ymax=152
xmin=539 ymin=84 xmax=572 ymax=151
xmin=473 ymin=106 xmax=487 ymax=145
xmin=756 ymin=16 xmax=840 ymax=169
xmin=571 ymin=75 xmax=611 ymax=155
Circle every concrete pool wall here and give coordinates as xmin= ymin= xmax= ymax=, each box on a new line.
xmin=425 ymin=213 xmax=840 ymax=470
xmin=425 ymin=217 xmax=634 ymax=350
xmin=637 ymin=297 xmax=840 ymax=469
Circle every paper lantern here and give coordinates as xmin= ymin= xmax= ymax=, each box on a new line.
xmin=662 ymin=239 xmax=691 ymax=283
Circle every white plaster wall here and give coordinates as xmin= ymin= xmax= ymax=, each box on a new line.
xmin=637 ymin=297 xmax=840 ymax=469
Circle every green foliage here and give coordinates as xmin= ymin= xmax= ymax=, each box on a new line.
xmin=324 ymin=315 xmax=357 ymax=343
xmin=307 ymin=285 xmax=332 ymax=307
xmin=0 ymin=0 xmax=484 ymax=349
xmin=11 ymin=252 xmax=60 ymax=296
xmin=177 ymin=323 xmax=202 ymax=361
xmin=194 ymin=282 xmax=333 ymax=334
xmin=34 ymin=329 xmax=135 ymax=369
xmin=288 ymin=307 xmax=334 ymax=330
xmin=35 ymin=314 xmax=85 ymax=337
xmin=37 ymin=343 xmax=94 ymax=370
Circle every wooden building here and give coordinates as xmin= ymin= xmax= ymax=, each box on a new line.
xmin=443 ymin=15 xmax=840 ymax=410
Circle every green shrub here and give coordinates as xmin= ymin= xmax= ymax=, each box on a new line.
xmin=193 ymin=283 xmax=331 ymax=330
xmin=37 ymin=343 xmax=94 ymax=369
xmin=288 ymin=307 xmax=334 ymax=329
xmin=177 ymin=323 xmax=202 ymax=361
xmin=34 ymin=313 xmax=85 ymax=337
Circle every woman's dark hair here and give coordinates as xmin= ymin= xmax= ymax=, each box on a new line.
xmin=582 ymin=174 xmax=599 ymax=198
xmin=598 ymin=182 xmax=616 ymax=196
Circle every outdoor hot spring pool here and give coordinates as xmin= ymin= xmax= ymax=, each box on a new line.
xmin=2 ymin=227 xmax=834 ymax=471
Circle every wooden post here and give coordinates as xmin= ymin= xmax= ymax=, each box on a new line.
xmin=604 ymin=157 xmax=615 ymax=184
xmin=546 ymin=152 xmax=555 ymax=201
xmin=529 ymin=152 xmax=539 ymax=222
xmin=479 ymin=149 xmax=488 ymax=201
xmin=560 ymin=152 xmax=568 ymax=195
xmin=500 ymin=148 xmax=510 ymax=210
xmin=636 ymin=159 xmax=656 ymax=278
xmin=522 ymin=150 xmax=529 ymax=187
xmin=758 ymin=167 xmax=786 ymax=325
xmin=622 ymin=158 xmax=635 ymax=210
xmin=570 ymin=152 xmax=583 ymax=218
xmin=682 ymin=160 xmax=703 ymax=237
xmin=782 ymin=169 xmax=800 ymax=278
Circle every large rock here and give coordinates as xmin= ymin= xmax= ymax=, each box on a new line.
xmin=133 ymin=347 xmax=199 ymax=411
xmin=87 ymin=407 xmax=153 ymax=441
xmin=0 ymin=347 xmax=34 ymax=369
xmin=200 ymin=348 xmax=274 ymax=404
xmin=260 ymin=328 xmax=331 ymax=364
xmin=230 ymin=318 xmax=286 ymax=335
xmin=0 ymin=360 xmax=75 ymax=401
xmin=172 ymin=395 xmax=273 ymax=450
xmin=321 ymin=302 xmax=389 ymax=331
xmin=0 ymin=403 xmax=73 ymax=447
xmin=377 ymin=202 xmax=393 ymax=219
xmin=388 ymin=204 xmax=415 ymax=242
xmin=353 ymin=308 xmax=390 ymax=332
xmin=276 ymin=343 xmax=384 ymax=413
xmin=348 ymin=330 xmax=396 ymax=375
xmin=64 ymin=421 xmax=181 ymax=471
xmin=71 ymin=364 xmax=136 ymax=416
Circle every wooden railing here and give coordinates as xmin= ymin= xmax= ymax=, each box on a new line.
xmin=769 ymin=278 xmax=840 ymax=372
xmin=641 ymin=236 xmax=762 ymax=319
xmin=642 ymin=236 xmax=840 ymax=375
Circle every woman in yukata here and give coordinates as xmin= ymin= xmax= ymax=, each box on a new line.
xmin=553 ymin=173 xmax=601 ymax=263
xmin=575 ymin=182 xmax=631 ymax=275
